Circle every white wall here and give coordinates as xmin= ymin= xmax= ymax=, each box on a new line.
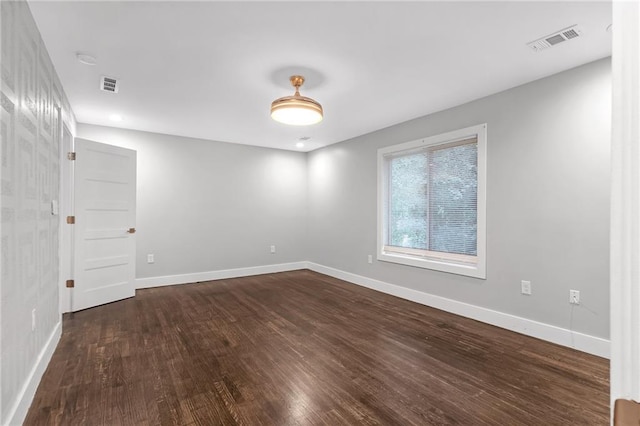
xmin=307 ymin=58 xmax=611 ymax=343
xmin=76 ymin=125 xmax=308 ymax=284
xmin=1 ymin=1 xmax=75 ymax=424
xmin=78 ymin=59 xmax=611 ymax=354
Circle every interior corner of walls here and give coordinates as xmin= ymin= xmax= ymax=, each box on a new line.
xmin=3 ymin=321 xmax=62 ymax=426
xmin=305 ymin=262 xmax=609 ymax=359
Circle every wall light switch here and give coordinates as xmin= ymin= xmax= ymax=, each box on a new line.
xmin=147 ymin=254 xmax=155 ymax=264
xmin=521 ymin=280 xmax=532 ymax=295
xmin=570 ymin=289 xmax=580 ymax=305
xmin=270 ymin=245 xmax=276 ymax=254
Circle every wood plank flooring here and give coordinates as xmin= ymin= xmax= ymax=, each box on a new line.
xmin=25 ymin=270 xmax=609 ymax=425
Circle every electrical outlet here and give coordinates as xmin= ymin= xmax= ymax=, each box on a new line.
xmin=31 ymin=308 xmax=36 ymax=332
xmin=270 ymin=245 xmax=276 ymax=254
xmin=521 ymin=280 xmax=532 ymax=295
xmin=570 ymin=289 xmax=580 ymax=305
xmin=367 ymin=254 xmax=373 ymax=264
xmin=147 ymin=254 xmax=154 ymax=264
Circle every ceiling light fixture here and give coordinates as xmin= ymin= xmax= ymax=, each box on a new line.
xmin=271 ymin=75 xmax=323 ymax=126
xmin=76 ymin=52 xmax=97 ymax=66
xmin=109 ymin=114 xmax=123 ymax=122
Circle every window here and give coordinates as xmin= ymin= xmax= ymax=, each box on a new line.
xmin=377 ymin=124 xmax=486 ymax=278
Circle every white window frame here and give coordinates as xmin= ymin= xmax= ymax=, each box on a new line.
xmin=377 ymin=123 xmax=487 ymax=279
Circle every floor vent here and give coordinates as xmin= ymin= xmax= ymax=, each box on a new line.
xmin=527 ymin=25 xmax=582 ymax=52
xmin=100 ymin=76 xmax=119 ymax=93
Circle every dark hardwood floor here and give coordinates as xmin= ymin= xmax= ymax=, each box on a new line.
xmin=25 ymin=270 xmax=609 ymax=425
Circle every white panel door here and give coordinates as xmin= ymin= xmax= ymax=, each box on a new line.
xmin=73 ymin=138 xmax=136 ymax=311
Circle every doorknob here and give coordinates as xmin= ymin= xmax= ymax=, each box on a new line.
xmin=127 ymin=228 xmax=136 ymax=234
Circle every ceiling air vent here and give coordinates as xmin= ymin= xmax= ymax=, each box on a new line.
xmin=100 ymin=76 xmax=119 ymax=93
xmin=527 ymin=25 xmax=582 ymax=52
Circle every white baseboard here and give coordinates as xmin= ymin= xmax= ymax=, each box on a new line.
xmin=306 ymin=262 xmax=610 ymax=359
xmin=135 ymin=261 xmax=308 ymax=289
xmin=129 ymin=260 xmax=609 ymax=358
xmin=4 ymin=321 xmax=62 ymax=426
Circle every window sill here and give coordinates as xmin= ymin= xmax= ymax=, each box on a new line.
xmin=377 ymin=251 xmax=486 ymax=279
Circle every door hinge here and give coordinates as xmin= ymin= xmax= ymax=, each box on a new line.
xmin=66 ymin=215 xmax=75 ymax=224
xmin=66 ymin=279 xmax=75 ymax=288
xmin=67 ymin=152 xmax=76 ymax=160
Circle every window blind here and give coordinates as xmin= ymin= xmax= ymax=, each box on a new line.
xmin=386 ymin=137 xmax=478 ymax=260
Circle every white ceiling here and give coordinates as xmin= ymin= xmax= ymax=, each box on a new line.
xmin=29 ymin=1 xmax=612 ymax=152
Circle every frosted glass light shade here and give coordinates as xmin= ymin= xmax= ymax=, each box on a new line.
xmin=270 ymin=95 xmax=323 ymax=126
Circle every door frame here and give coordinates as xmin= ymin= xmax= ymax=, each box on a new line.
xmin=58 ymin=123 xmax=74 ymax=314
